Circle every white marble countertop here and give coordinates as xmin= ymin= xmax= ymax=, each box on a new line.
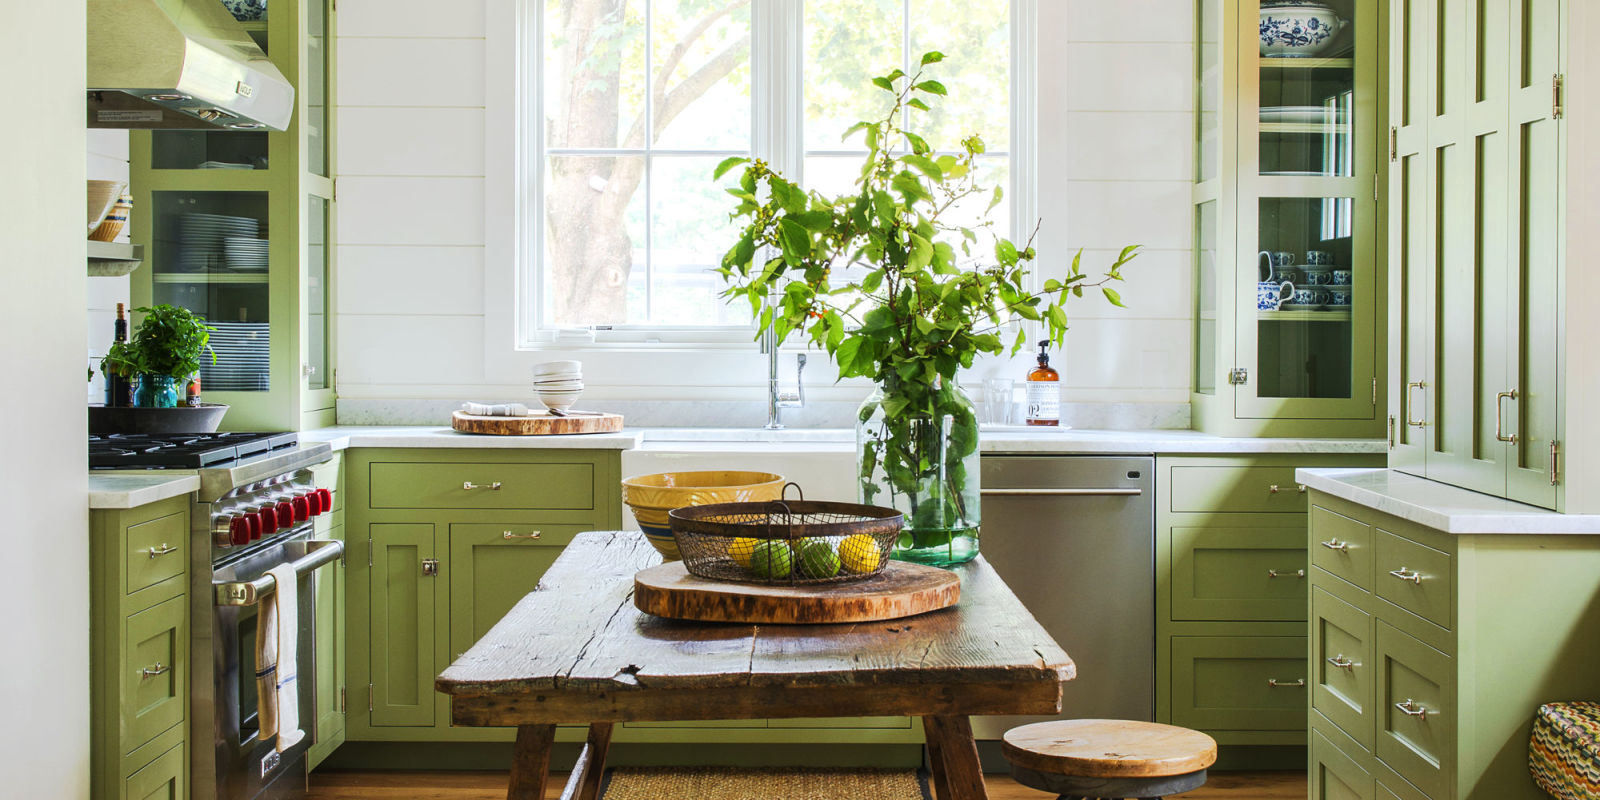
xmin=89 ymin=473 xmax=200 ymax=510
xmin=300 ymin=425 xmax=645 ymax=451
xmin=1297 ymin=467 xmax=1600 ymax=534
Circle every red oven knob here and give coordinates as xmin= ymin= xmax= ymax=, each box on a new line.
xmin=276 ymin=501 xmax=294 ymax=528
xmin=229 ymin=515 xmax=251 ymax=546
xmin=291 ymin=494 xmax=309 ymax=522
xmin=316 ymin=488 xmax=333 ymax=513
xmin=256 ymin=507 xmax=278 ymax=535
xmin=305 ymin=490 xmax=323 ymax=516
xmin=247 ymin=512 xmax=263 ymax=541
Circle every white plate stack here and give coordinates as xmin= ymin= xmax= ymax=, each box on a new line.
xmin=202 ymin=322 xmax=271 ymax=391
xmin=222 ymin=237 xmax=270 ymax=271
xmin=171 ymin=213 xmax=260 ymax=272
xmin=533 ymin=360 xmax=583 ymax=413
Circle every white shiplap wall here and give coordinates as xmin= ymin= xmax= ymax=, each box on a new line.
xmin=334 ymin=0 xmax=1195 ymax=416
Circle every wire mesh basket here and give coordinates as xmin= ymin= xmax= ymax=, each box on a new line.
xmin=668 ymin=484 xmax=904 ymax=586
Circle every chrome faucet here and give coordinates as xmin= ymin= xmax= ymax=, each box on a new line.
xmin=762 ymin=319 xmax=806 ymax=429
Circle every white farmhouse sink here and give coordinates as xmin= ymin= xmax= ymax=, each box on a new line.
xmin=640 ymin=427 xmax=854 ymax=444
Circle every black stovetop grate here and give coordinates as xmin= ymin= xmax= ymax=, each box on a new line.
xmin=89 ymin=432 xmax=300 ymax=469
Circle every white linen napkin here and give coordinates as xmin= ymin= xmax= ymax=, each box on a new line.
xmin=255 ymin=563 xmax=305 ymax=752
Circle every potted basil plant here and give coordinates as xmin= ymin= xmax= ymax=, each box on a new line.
xmin=715 ymin=53 xmax=1139 ymax=566
xmin=117 ymin=304 xmax=216 ymax=408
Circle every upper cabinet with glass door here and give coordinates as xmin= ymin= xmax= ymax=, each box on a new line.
xmin=130 ymin=0 xmax=336 ymax=431
xmin=1192 ymin=0 xmax=1385 ymax=438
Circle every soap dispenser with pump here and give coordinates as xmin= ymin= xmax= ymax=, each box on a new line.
xmin=1025 ymin=340 xmax=1060 ymax=426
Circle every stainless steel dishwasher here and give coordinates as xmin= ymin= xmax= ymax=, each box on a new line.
xmin=970 ymin=455 xmax=1156 ymax=740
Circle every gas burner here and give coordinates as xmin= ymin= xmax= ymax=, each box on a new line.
xmin=89 ymin=431 xmax=300 ymax=469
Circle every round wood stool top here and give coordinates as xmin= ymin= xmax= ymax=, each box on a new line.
xmin=1001 ymin=719 xmax=1218 ymax=779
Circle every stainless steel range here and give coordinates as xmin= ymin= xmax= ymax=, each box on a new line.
xmin=94 ymin=433 xmax=338 ymax=800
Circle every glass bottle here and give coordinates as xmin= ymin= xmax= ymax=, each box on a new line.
xmin=1025 ymin=340 xmax=1060 ymax=426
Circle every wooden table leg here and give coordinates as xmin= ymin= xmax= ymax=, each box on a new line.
xmin=507 ymin=724 xmax=557 ymax=800
xmin=923 ymin=715 xmax=988 ymax=800
xmin=557 ymin=723 xmax=614 ymax=800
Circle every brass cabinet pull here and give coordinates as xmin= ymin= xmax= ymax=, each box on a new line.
xmin=1267 ymin=678 xmax=1306 ymax=688
xmin=1326 ymin=655 xmax=1357 ymax=670
xmin=1297 ymin=484 xmax=1308 ymax=494
xmin=502 ymin=531 xmax=542 ymax=540
xmin=1389 ymin=567 xmax=1424 ymax=585
xmin=421 ymin=558 xmax=439 ymax=577
xmin=462 ymin=481 xmax=502 ymax=491
xmin=1267 ymin=569 xmax=1306 ymax=579
xmin=147 ymin=543 xmax=178 ymax=558
xmin=140 ymin=662 xmax=170 ymax=679
xmin=1496 ymin=390 xmax=1519 ymax=443
xmin=1321 ymin=539 xmax=1351 ymax=552
xmin=1395 ymin=699 xmax=1432 ymax=719
xmin=1406 ymin=381 xmax=1427 ymax=427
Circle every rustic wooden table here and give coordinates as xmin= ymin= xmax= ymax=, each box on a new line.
xmin=435 ymin=531 xmax=1076 ymax=800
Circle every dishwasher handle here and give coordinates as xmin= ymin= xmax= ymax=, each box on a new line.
xmin=981 ymin=487 xmax=1144 ymax=497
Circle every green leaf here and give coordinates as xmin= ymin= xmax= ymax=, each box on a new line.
xmin=901 ymin=153 xmax=943 ymax=181
xmin=903 ymin=131 xmax=931 ymax=154
xmin=907 ymin=97 xmax=931 ymax=111
xmin=891 ymin=171 xmax=932 ymax=204
xmin=920 ymin=51 xmax=946 ymax=66
xmin=1102 ymin=286 xmax=1126 ymax=307
xmin=860 ymin=269 xmax=885 ymax=294
xmin=778 ymin=218 xmax=811 ymax=264
xmin=884 ymin=68 xmax=906 ymax=82
xmin=913 ymin=79 xmax=948 ymax=95
xmin=995 ymin=239 xmax=1018 ymax=266
xmin=1047 ymin=304 xmax=1070 ymax=331
xmin=986 ymin=184 xmax=1004 ymax=212
xmin=872 ymin=76 xmax=895 ymax=91
xmin=712 ymin=156 xmax=749 ymax=180
xmin=772 ymin=179 xmax=807 ymax=213
xmin=908 ymin=233 xmax=934 ymax=271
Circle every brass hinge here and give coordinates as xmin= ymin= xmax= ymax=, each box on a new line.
xmin=1372 ymin=377 xmax=1379 ymax=405
xmin=1374 ymin=174 xmax=1380 ymax=201
xmin=1389 ymin=126 xmax=1399 ymax=162
xmin=339 ymin=686 xmax=345 ymax=713
xmin=332 ymin=177 xmax=338 ymax=202
xmin=1552 ymin=440 xmax=1562 ymax=485
xmin=422 ymin=557 xmax=440 ymax=577
xmin=1228 ymin=367 xmax=1249 ymax=385
xmin=1388 ymin=415 xmax=1396 ymax=449
xmin=368 ymin=684 xmax=374 ymax=713
xmin=1554 ymin=74 xmax=1566 ymax=119
xmin=367 ymin=537 xmax=373 ymax=567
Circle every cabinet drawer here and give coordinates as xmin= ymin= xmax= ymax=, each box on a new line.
xmin=123 ymin=596 xmax=186 ymax=754
xmin=1169 ymin=466 xmax=1307 ymax=513
xmin=369 ymin=462 xmax=595 ymax=510
xmin=125 ymin=511 xmax=187 ymax=596
xmin=1374 ymin=530 xmax=1452 ymax=630
xmin=1170 ymin=636 xmax=1308 ymax=731
xmin=1311 ymin=727 xmax=1374 ymax=800
xmin=1311 ymin=505 xmax=1374 ymax=591
xmin=124 ymin=740 xmax=184 ymax=800
xmin=770 ymin=717 xmax=914 ymax=729
xmin=1170 ymin=526 xmax=1308 ymax=621
xmin=1312 ymin=586 xmax=1374 ymax=750
xmin=1375 ymin=622 xmax=1453 ymax=799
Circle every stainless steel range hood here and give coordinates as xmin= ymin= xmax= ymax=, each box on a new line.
xmin=87 ymin=0 xmax=294 ymax=131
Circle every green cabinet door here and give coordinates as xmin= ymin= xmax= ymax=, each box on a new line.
xmin=123 ymin=741 xmax=184 ymax=800
xmin=1387 ymin=0 xmax=1435 ymax=477
xmin=447 ymin=523 xmax=580 ymax=664
xmin=308 ymin=525 xmax=345 ymax=769
xmin=369 ymin=523 xmax=436 ymax=727
xmin=123 ymin=595 xmax=186 ymax=753
xmin=1170 ymin=636 xmax=1308 ymax=732
xmin=1170 ymin=526 xmax=1308 ymax=621
xmin=1311 ymin=726 xmax=1374 ymax=800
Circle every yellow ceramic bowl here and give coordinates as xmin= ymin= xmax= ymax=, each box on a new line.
xmin=621 ymin=470 xmax=787 ymax=560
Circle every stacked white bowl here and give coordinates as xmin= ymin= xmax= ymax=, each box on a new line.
xmin=533 ymin=360 xmax=584 ymax=413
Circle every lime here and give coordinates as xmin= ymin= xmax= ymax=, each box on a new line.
xmin=748 ymin=540 xmax=793 ymax=579
xmin=839 ymin=534 xmax=882 ymax=574
xmin=727 ymin=537 xmax=760 ymax=568
xmin=798 ymin=540 xmax=841 ymax=578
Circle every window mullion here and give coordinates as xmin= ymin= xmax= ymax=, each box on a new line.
xmin=754 ymin=0 xmax=804 ymax=178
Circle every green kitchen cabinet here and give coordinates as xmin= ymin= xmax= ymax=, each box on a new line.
xmin=1385 ymin=0 xmax=1582 ymax=510
xmin=447 ymin=523 xmax=584 ymax=665
xmin=1192 ymin=0 xmax=1388 ymax=438
xmin=1307 ymin=489 xmax=1600 ymax=799
xmin=1157 ymin=453 xmax=1382 ymax=755
xmin=308 ymin=452 xmax=346 ymax=769
xmin=366 ymin=522 xmax=437 ymax=729
xmin=90 ymin=495 xmax=191 ymax=800
xmin=129 ymin=0 xmax=336 ymax=431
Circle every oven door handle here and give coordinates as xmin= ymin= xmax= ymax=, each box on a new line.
xmin=214 ymin=539 xmax=344 ymax=607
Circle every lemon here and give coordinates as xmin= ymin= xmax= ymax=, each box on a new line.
xmin=727 ymin=537 xmax=761 ymax=568
xmin=749 ymin=540 xmax=793 ymax=579
xmin=839 ymin=534 xmax=881 ymax=574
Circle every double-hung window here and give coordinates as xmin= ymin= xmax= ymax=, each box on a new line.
xmin=526 ymin=0 xmax=1019 ymax=345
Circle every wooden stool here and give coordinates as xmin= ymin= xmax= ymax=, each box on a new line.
xmin=1000 ymin=719 xmax=1218 ymax=800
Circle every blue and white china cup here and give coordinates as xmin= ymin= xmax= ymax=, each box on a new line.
xmin=1258 ymin=250 xmax=1297 ymax=281
xmin=1293 ymin=286 xmax=1331 ymax=306
xmin=1305 ymin=250 xmax=1335 ymax=266
xmin=1332 ymin=269 xmax=1353 ymax=285
xmin=1301 ymin=267 xmax=1333 ymax=286
xmin=1258 ymin=280 xmax=1294 ymax=311
xmin=1326 ymin=286 xmax=1352 ymax=307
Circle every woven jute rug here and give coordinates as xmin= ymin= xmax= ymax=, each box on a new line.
xmin=599 ymin=766 xmax=931 ymax=800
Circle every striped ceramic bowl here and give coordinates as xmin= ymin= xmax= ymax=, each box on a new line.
xmin=621 ymin=470 xmax=787 ymax=560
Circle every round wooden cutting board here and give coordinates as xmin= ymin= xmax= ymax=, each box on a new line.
xmin=451 ymin=410 xmax=623 ymax=436
xmin=633 ymin=560 xmax=961 ymax=624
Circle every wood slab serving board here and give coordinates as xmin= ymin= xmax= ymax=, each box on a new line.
xmin=633 ymin=560 xmax=961 ymax=624
xmin=451 ymin=410 xmax=624 ymax=436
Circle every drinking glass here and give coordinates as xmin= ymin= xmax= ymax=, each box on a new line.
xmin=983 ymin=378 xmax=1015 ymax=425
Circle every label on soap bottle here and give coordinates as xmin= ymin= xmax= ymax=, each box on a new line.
xmin=1025 ymin=381 xmax=1059 ymax=424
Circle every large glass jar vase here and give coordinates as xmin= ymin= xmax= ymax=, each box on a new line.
xmin=856 ymin=380 xmax=981 ymax=566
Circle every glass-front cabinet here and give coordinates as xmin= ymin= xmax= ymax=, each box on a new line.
xmin=1192 ymin=0 xmax=1384 ymax=437
xmin=131 ymin=0 xmax=336 ymax=430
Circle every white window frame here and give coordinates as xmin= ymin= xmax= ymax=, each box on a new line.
xmin=485 ymin=0 xmax=1037 ymax=352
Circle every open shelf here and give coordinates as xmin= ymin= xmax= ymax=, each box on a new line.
xmin=1260 ymin=122 xmax=1351 ymax=134
xmin=87 ymin=241 xmax=144 ymax=277
xmin=1258 ymin=309 xmax=1353 ymax=322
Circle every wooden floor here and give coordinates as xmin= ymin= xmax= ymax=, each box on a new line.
xmin=307 ymin=769 xmax=1306 ymax=799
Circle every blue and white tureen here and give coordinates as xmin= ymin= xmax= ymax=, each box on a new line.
xmin=1260 ymin=2 xmax=1345 ymax=58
